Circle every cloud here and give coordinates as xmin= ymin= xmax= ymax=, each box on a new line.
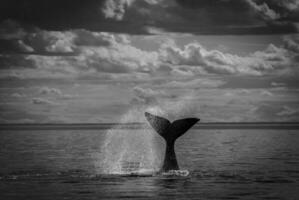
xmin=76 ymin=43 xmax=158 ymax=74
xmin=0 ymin=25 xmax=156 ymax=75
xmin=38 ymin=87 xmax=75 ymax=100
xmin=11 ymin=93 xmax=25 ymax=98
xmin=74 ymin=30 xmax=118 ymax=46
xmin=59 ymin=94 xmax=75 ymax=100
xmin=39 ymin=87 xmax=62 ymax=95
xmin=144 ymin=94 xmax=200 ymax=121
xmin=0 ymin=118 xmax=36 ymax=123
xmin=101 ymin=0 xmax=135 ymax=21
xmin=260 ymin=89 xmax=273 ymax=96
xmin=0 ymin=54 xmax=36 ymax=70
xmin=239 ymin=89 xmax=251 ymax=94
xmin=170 ymin=68 xmax=194 ymax=77
xmin=282 ymin=0 xmax=299 ymax=11
xmin=0 ymin=39 xmax=34 ymax=53
xmin=162 ymin=78 xmax=225 ymax=89
xmin=283 ymin=34 xmax=299 ymax=53
xmin=0 ymin=0 xmax=298 ymax=35
xmin=24 ymin=30 xmax=76 ymax=53
xmin=0 ymin=19 xmax=26 ymax=40
xmin=0 ymin=23 xmax=298 ymax=82
xmin=271 ymin=82 xmax=286 ymax=87
xmin=32 ymin=97 xmax=56 ymax=105
xmin=16 ymin=40 xmax=34 ymax=52
xmin=160 ymin=42 xmax=239 ymax=74
xmin=245 ymin=0 xmax=280 ymax=20
xmin=276 ymin=105 xmax=299 ymax=116
xmin=159 ymin=41 xmax=296 ymax=76
xmin=140 ymin=0 xmax=298 ymax=34
xmin=131 ymin=86 xmax=164 ymax=105
xmin=0 ymin=21 xmax=77 ymax=55
xmin=101 ymin=0 xmax=163 ymax=21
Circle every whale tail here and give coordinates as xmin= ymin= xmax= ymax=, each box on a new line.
xmin=145 ymin=112 xmax=199 ymax=142
xmin=145 ymin=112 xmax=199 ymax=171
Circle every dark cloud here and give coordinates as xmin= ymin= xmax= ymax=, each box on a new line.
xmin=0 ymin=0 xmax=103 ymax=29
xmin=157 ymin=0 xmax=298 ymax=34
xmin=0 ymin=0 xmax=149 ymax=34
xmin=74 ymin=30 xmax=113 ymax=46
xmin=0 ymin=20 xmax=78 ymax=56
xmin=0 ymin=39 xmax=33 ymax=53
xmin=0 ymin=0 xmax=298 ymax=35
xmin=0 ymin=54 xmax=35 ymax=69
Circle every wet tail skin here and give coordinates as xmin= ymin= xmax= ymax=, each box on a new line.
xmin=145 ymin=112 xmax=199 ymax=172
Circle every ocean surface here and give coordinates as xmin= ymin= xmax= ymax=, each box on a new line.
xmin=0 ymin=127 xmax=299 ymax=200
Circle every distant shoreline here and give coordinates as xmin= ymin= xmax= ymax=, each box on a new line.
xmin=1 ymin=122 xmax=299 ymax=130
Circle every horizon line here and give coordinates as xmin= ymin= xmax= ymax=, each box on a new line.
xmin=1 ymin=122 xmax=299 ymax=130
xmin=1 ymin=122 xmax=299 ymax=125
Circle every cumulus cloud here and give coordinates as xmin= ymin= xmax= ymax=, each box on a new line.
xmin=260 ymin=89 xmax=273 ymax=96
xmin=38 ymin=87 xmax=74 ymax=100
xmin=271 ymin=82 xmax=285 ymax=87
xmin=283 ymin=34 xmax=299 ymax=53
xmin=0 ymin=39 xmax=34 ymax=53
xmin=170 ymin=68 xmax=194 ymax=77
xmin=0 ymin=21 xmax=77 ymax=55
xmin=99 ymin=0 xmax=298 ymax=34
xmin=162 ymin=78 xmax=225 ymax=89
xmin=0 ymin=22 xmax=298 ymax=82
xmin=101 ymin=0 xmax=162 ymax=21
xmin=245 ymin=0 xmax=280 ymax=20
xmin=77 ymin=42 xmax=158 ymax=74
xmin=32 ymin=97 xmax=56 ymax=105
xmin=159 ymin=41 xmax=295 ymax=76
xmin=16 ymin=40 xmax=34 ymax=52
xmin=160 ymin=42 xmax=238 ymax=74
xmin=25 ymin=30 xmax=76 ymax=53
xmin=239 ymin=89 xmax=251 ymax=94
xmin=0 ymin=31 xmax=297 ymax=82
xmin=5 ymin=26 xmax=156 ymax=75
xmin=277 ymin=105 xmax=299 ymax=116
xmin=11 ymin=93 xmax=25 ymax=98
xmin=282 ymin=0 xmax=299 ymax=11
xmin=101 ymin=0 xmax=135 ymax=21
xmin=39 ymin=87 xmax=62 ymax=95
xmin=100 ymin=0 xmax=299 ymax=34
xmin=131 ymin=86 xmax=165 ymax=105
xmin=74 ymin=30 xmax=116 ymax=47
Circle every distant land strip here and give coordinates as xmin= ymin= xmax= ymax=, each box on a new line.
xmin=1 ymin=122 xmax=299 ymax=130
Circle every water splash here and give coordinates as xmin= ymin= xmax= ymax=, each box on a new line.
xmin=96 ymin=95 xmax=200 ymax=175
xmin=97 ymin=108 xmax=162 ymax=174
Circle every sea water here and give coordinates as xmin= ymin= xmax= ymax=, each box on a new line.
xmin=0 ymin=129 xmax=299 ymax=199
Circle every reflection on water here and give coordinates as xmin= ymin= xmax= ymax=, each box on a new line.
xmin=0 ymin=129 xmax=299 ymax=199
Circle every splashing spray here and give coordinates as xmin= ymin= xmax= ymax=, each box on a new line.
xmin=97 ymin=93 xmax=199 ymax=175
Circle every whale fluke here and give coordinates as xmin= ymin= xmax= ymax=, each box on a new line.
xmin=145 ymin=112 xmax=199 ymax=172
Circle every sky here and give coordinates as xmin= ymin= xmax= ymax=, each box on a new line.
xmin=0 ymin=0 xmax=299 ymax=123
